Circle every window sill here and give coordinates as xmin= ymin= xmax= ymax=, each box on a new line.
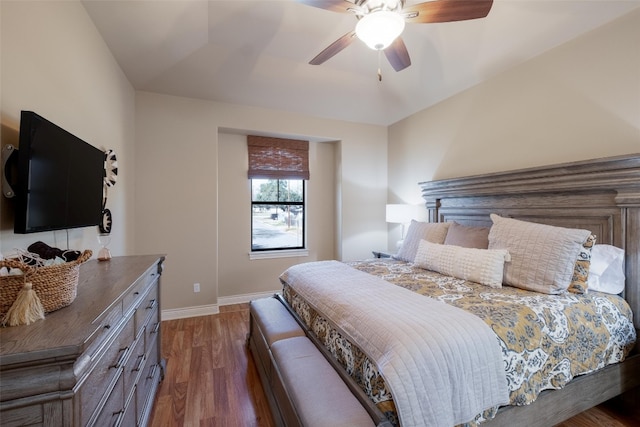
xmin=249 ymin=249 xmax=309 ymax=260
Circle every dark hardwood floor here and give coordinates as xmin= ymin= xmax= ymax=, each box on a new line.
xmin=149 ymin=304 xmax=638 ymax=427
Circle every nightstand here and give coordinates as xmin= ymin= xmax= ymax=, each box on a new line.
xmin=372 ymin=250 xmax=394 ymax=259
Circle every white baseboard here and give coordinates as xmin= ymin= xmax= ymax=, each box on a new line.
xmin=161 ymin=304 xmax=219 ymax=321
xmin=160 ymin=289 xmax=280 ymax=321
xmin=217 ymin=289 xmax=281 ymax=306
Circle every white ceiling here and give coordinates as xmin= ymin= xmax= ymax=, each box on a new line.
xmin=82 ymin=0 xmax=640 ymax=126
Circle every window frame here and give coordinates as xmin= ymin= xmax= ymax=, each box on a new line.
xmin=250 ymin=178 xmax=306 ymax=253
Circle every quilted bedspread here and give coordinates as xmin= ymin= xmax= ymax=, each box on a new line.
xmin=280 ymin=260 xmax=509 ymax=427
xmin=281 ymin=259 xmax=636 ymax=427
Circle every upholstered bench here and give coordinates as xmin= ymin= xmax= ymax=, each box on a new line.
xmin=248 ymin=297 xmax=378 ymax=427
xmin=270 ymin=336 xmax=376 ymax=427
xmin=250 ymin=297 xmax=305 ymax=347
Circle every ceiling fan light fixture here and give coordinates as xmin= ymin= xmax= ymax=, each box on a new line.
xmin=355 ymin=10 xmax=405 ymax=51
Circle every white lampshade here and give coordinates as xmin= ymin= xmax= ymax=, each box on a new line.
xmin=386 ymin=204 xmax=426 ymax=249
xmin=355 ymin=11 xmax=405 ymax=50
xmin=386 ymin=204 xmax=426 ymax=224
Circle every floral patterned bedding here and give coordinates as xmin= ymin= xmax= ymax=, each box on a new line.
xmin=281 ymin=259 xmax=636 ymax=426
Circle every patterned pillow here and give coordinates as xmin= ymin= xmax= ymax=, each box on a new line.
xmin=488 ymin=214 xmax=593 ymax=294
xmin=414 ymin=240 xmax=510 ymax=288
xmin=568 ymin=234 xmax=596 ymax=294
xmin=393 ymin=220 xmax=450 ymax=263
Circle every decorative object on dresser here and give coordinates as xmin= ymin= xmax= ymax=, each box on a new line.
xmin=97 ymin=233 xmax=113 ymax=261
xmin=99 ymin=148 xmax=118 ymax=236
xmin=0 ymin=249 xmax=92 ymax=326
xmin=0 ymin=255 xmax=165 ymax=427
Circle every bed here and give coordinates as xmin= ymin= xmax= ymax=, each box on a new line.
xmin=248 ymin=153 xmax=640 ymax=427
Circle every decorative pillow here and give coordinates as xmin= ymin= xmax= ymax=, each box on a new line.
xmin=587 ymin=244 xmax=625 ymax=294
xmin=567 ymin=234 xmax=596 ymax=294
xmin=488 ymin=214 xmax=593 ymax=294
xmin=443 ymin=222 xmax=490 ymax=249
xmin=393 ymin=220 xmax=450 ymax=263
xmin=414 ymin=240 xmax=510 ymax=288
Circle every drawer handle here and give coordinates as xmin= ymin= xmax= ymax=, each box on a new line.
xmin=146 ymin=299 xmax=157 ymax=310
xmin=147 ymin=363 xmax=158 ymax=380
xmin=104 ymin=324 xmax=111 ymax=330
xmin=134 ymin=291 xmax=140 ymax=296
xmin=151 ymin=322 xmax=160 ymax=335
xmin=110 ymin=347 xmax=129 ymax=369
xmin=132 ymin=354 xmax=145 ymax=372
xmin=112 ymin=409 xmax=124 ymax=425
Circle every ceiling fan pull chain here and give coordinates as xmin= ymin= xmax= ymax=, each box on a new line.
xmin=377 ymin=49 xmax=382 ymax=82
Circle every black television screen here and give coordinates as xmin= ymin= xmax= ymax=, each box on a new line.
xmin=14 ymin=111 xmax=104 ymax=234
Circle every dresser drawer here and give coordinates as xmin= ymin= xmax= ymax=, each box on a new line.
xmin=124 ymin=333 xmax=146 ymax=396
xmin=136 ymin=347 xmax=161 ymax=425
xmin=0 ymin=402 xmax=44 ymax=426
xmin=84 ymin=301 xmax=124 ymax=360
xmin=123 ymin=269 xmax=159 ymax=316
xmin=0 ymin=363 xmax=71 ymax=401
xmin=80 ymin=315 xmax=134 ymax=425
xmin=91 ymin=373 xmax=124 ymax=427
xmin=123 ymin=278 xmax=146 ymax=316
xmin=135 ymin=285 xmax=158 ymax=333
xmin=144 ymin=307 xmax=160 ymax=355
xmin=121 ymin=388 xmax=138 ymax=427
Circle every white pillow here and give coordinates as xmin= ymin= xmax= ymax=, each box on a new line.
xmin=414 ymin=240 xmax=510 ymax=288
xmin=393 ymin=220 xmax=450 ymax=263
xmin=588 ymin=244 xmax=625 ymax=294
xmin=488 ymin=214 xmax=592 ymax=294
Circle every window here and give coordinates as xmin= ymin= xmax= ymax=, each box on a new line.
xmin=251 ymin=179 xmax=305 ymax=251
xmin=247 ymin=135 xmax=309 ymax=253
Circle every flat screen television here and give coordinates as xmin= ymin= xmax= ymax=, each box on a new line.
xmin=14 ymin=111 xmax=104 ymax=234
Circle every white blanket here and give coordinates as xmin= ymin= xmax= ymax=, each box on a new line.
xmin=281 ymin=261 xmax=509 ymax=427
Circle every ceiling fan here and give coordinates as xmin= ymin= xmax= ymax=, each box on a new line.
xmin=298 ymin=0 xmax=493 ymax=74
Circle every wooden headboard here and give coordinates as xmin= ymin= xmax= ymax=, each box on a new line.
xmin=419 ymin=154 xmax=640 ymax=330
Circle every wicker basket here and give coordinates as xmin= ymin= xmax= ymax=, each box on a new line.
xmin=0 ymin=250 xmax=92 ymax=319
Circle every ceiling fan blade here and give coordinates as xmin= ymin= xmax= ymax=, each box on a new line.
xmin=385 ymin=37 xmax=411 ymax=71
xmin=297 ymin=0 xmax=360 ymax=14
xmin=403 ymin=0 xmax=493 ymax=24
xmin=309 ymin=31 xmax=357 ymax=65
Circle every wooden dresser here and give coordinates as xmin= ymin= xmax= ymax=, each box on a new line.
xmin=0 ymin=255 xmax=165 ymax=427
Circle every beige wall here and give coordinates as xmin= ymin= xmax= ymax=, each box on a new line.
xmin=218 ymin=133 xmax=336 ymax=299
xmin=387 ymin=9 xmax=640 ymax=249
xmin=133 ymin=94 xmax=219 ymax=313
xmin=134 ymin=92 xmax=387 ymax=314
xmin=0 ymin=0 xmax=135 ymax=257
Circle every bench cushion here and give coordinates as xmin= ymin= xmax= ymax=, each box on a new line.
xmin=271 ymin=336 xmax=375 ymax=427
xmin=250 ymin=297 xmax=305 ymax=346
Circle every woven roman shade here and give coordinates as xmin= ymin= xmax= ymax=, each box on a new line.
xmin=247 ymin=136 xmax=310 ymax=180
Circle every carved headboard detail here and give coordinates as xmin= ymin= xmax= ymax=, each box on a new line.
xmin=419 ymin=154 xmax=640 ymax=329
